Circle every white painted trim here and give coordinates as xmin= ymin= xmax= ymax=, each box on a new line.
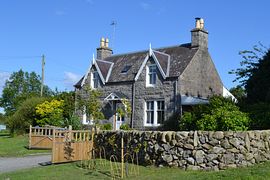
xmin=81 ymin=56 xmax=94 ymax=87
xmin=105 ymin=62 xmax=114 ymax=82
xmin=144 ymin=100 xmax=163 ymax=127
xmin=134 ymin=54 xmax=149 ymax=81
xmin=152 ymin=50 xmax=171 ymax=77
xmin=223 ymin=86 xmax=237 ymax=102
xmin=93 ymin=60 xmax=105 ymax=85
xmin=146 ymin=64 xmax=157 ymax=87
xmin=151 ymin=52 xmax=166 ymax=79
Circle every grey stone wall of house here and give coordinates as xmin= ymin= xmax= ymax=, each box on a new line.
xmin=179 ymin=49 xmax=223 ymax=98
xmin=133 ymin=58 xmax=178 ymax=129
xmin=95 ymin=130 xmax=270 ymax=171
xmin=77 ymin=66 xmax=133 ymax=125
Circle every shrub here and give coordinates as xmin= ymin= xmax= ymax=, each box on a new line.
xmin=179 ymin=96 xmax=250 ymax=131
xmin=100 ymin=123 xmax=112 ymax=130
xmin=246 ymin=102 xmax=270 ymax=130
xmin=35 ymin=99 xmax=64 ymax=126
xmin=62 ymin=115 xmax=82 ymax=130
xmin=120 ymin=123 xmax=131 ymax=130
xmin=6 ymin=97 xmax=46 ymax=134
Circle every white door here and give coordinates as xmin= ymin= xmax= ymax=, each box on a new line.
xmin=115 ymin=113 xmax=125 ymax=130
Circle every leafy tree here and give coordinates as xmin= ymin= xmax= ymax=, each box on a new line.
xmin=179 ymin=96 xmax=250 ymax=131
xmin=0 ymin=69 xmax=52 ymax=115
xmin=77 ymin=87 xmax=104 ymax=124
xmin=6 ymin=97 xmax=46 ymax=134
xmin=245 ymin=50 xmax=270 ymax=103
xmin=35 ymin=99 xmax=64 ymax=126
xmin=54 ymin=91 xmax=75 ymax=120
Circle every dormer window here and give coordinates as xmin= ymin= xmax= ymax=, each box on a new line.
xmin=91 ymin=71 xmax=99 ymax=89
xmin=146 ymin=64 xmax=157 ymax=86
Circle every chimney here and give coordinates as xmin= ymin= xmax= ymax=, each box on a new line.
xmin=191 ymin=18 xmax=208 ymax=50
xmin=97 ymin=37 xmax=113 ymax=59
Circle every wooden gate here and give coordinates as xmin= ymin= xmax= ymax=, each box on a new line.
xmin=29 ymin=125 xmax=67 ymax=149
xmin=51 ymin=129 xmax=94 ymax=164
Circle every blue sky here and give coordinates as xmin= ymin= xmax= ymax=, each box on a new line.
xmin=0 ymin=0 xmax=269 ymax=108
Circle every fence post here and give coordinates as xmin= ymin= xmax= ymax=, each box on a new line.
xmin=121 ymin=132 xmax=124 ymax=179
xmin=89 ymin=127 xmax=95 ymax=160
xmin=29 ymin=125 xmax=32 ymax=149
xmin=68 ymin=125 xmax=72 ymax=141
xmin=52 ymin=127 xmax=56 ymax=163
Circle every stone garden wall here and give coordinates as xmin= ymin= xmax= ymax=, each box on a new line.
xmin=95 ymin=130 xmax=270 ymax=171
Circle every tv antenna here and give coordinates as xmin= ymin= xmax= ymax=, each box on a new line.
xmin=110 ymin=20 xmax=117 ymax=49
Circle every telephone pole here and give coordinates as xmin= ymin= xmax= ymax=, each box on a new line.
xmin=40 ymin=54 xmax=45 ymax=97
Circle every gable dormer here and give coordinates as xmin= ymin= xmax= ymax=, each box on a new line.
xmin=135 ymin=45 xmax=170 ymax=84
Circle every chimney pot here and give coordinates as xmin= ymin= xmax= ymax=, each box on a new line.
xmin=195 ymin=17 xmax=201 ymax=29
xmin=105 ymin=38 xmax=109 ymax=47
xmin=100 ymin=37 xmax=105 ymax=47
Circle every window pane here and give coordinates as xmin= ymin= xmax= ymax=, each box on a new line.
xmin=148 ymin=65 xmax=156 ymax=85
xmin=146 ymin=101 xmax=154 ymax=124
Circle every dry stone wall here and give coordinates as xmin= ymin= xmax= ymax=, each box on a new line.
xmin=95 ymin=130 xmax=270 ymax=171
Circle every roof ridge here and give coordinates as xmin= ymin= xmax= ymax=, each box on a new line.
xmin=104 ymin=43 xmax=191 ymax=59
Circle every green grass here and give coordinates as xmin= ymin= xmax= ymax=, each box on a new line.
xmin=1 ymin=159 xmax=270 ymax=180
xmin=0 ymin=134 xmax=50 ymax=157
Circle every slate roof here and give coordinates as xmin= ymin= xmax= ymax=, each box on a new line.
xmin=75 ymin=43 xmax=198 ymax=87
xmin=95 ymin=60 xmax=114 ymax=82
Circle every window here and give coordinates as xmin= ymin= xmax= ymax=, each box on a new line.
xmin=157 ymin=101 xmax=165 ymax=124
xmin=145 ymin=100 xmax=165 ymax=126
xmin=91 ymin=71 xmax=99 ymax=89
xmin=121 ymin=65 xmax=132 ymax=74
xmin=146 ymin=64 xmax=157 ymax=86
xmin=146 ymin=101 xmax=154 ymax=124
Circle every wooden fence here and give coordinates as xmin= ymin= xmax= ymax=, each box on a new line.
xmin=29 ymin=125 xmax=67 ymax=149
xmin=51 ymin=128 xmax=94 ymax=164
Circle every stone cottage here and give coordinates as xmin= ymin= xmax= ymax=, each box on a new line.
xmin=74 ymin=18 xmax=232 ymax=130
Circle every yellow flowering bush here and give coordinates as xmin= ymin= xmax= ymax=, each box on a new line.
xmin=35 ymin=99 xmax=64 ymax=126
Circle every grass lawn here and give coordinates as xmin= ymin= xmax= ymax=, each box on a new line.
xmin=0 ymin=133 xmax=50 ymax=157
xmin=1 ymin=159 xmax=270 ymax=180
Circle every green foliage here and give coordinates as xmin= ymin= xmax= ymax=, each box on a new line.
xmin=0 ymin=69 xmax=52 ymax=115
xmin=6 ymin=97 xmax=46 ymax=134
xmin=100 ymin=123 xmax=112 ymax=130
xmin=54 ymin=91 xmax=75 ymax=120
xmin=245 ymin=50 xmax=270 ymax=103
xmin=245 ymin=102 xmax=270 ymax=130
xmin=62 ymin=115 xmax=82 ymax=130
xmin=119 ymin=123 xmax=131 ymax=130
xmin=35 ymin=99 xmax=64 ymax=126
xmin=77 ymin=87 xmax=104 ymax=123
xmin=179 ymin=96 xmax=250 ymax=131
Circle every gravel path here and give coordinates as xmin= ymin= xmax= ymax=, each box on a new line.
xmin=0 ymin=154 xmax=51 ymax=173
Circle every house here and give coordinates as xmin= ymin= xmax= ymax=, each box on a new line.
xmin=75 ymin=18 xmax=230 ymax=130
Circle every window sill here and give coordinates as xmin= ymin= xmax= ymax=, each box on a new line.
xmin=144 ymin=124 xmax=161 ymax=127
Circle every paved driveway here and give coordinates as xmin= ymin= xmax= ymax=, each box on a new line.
xmin=0 ymin=154 xmax=51 ymax=173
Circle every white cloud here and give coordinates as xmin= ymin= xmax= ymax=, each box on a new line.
xmin=64 ymin=72 xmax=81 ymax=90
xmin=0 ymin=72 xmax=10 ymax=96
xmin=140 ymin=2 xmax=150 ymax=10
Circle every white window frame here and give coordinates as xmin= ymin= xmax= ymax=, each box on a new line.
xmin=146 ymin=64 xmax=157 ymax=87
xmin=91 ymin=71 xmax=99 ymax=89
xmin=144 ymin=100 xmax=165 ymax=126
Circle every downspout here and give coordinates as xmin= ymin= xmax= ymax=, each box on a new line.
xmin=131 ymin=81 xmax=135 ymax=129
xmin=174 ymin=79 xmax=178 ymax=113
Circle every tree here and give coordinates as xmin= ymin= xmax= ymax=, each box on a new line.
xmin=35 ymin=99 xmax=64 ymax=127
xmin=6 ymin=97 xmax=46 ymax=134
xmin=179 ymin=96 xmax=250 ymax=131
xmin=245 ymin=50 xmax=270 ymax=103
xmin=54 ymin=91 xmax=75 ymax=120
xmin=0 ymin=69 xmax=52 ymax=115
xmin=77 ymin=87 xmax=104 ymax=124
